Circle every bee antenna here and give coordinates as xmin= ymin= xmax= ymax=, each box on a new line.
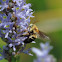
xmin=33 ymin=20 xmax=39 ymax=24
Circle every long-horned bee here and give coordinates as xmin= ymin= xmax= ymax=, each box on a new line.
xmin=20 ymin=24 xmax=50 ymax=43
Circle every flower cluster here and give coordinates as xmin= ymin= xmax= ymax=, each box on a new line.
xmin=32 ymin=42 xmax=56 ymax=62
xmin=0 ymin=0 xmax=34 ymax=60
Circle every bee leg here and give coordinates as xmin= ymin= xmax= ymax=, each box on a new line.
xmin=17 ymin=43 xmax=26 ymax=54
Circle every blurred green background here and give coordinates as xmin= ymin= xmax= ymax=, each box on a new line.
xmin=0 ymin=0 xmax=62 ymax=62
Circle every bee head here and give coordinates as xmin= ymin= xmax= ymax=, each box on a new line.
xmin=29 ymin=24 xmax=39 ymax=33
xmin=29 ymin=24 xmax=34 ymax=27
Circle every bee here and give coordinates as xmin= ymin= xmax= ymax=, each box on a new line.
xmin=15 ymin=23 xmax=50 ymax=55
xmin=21 ymin=24 xmax=50 ymax=43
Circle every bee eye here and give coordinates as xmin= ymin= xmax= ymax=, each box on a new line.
xmin=29 ymin=24 xmax=33 ymax=27
xmin=30 ymin=25 xmax=32 ymax=27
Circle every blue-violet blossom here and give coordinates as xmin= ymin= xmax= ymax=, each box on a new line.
xmin=0 ymin=0 xmax=34 ymax=60
xmin=32 ymin=42 xmax=56 ymax=62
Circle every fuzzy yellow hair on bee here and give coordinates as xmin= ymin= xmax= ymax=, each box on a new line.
xmin=28 ymin=24 xmax=50 ymax=41
xmin=17 ymin=23 xmax=50 ymax=43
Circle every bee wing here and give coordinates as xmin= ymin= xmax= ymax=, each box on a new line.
xmin=38 ymin=31 xmax=50 ymax=41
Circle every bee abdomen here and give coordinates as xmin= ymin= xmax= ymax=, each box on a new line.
xmin=24 ymin=37 xmax=36 ymax=43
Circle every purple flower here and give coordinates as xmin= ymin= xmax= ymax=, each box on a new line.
xmin=0 ymin=46 xmax=9 ymax=60
xmin=40 ymin=42 xmax=53 ymax=55
xmin=0 ymin=13 xmax=14 ymax=39
xmin=0 ymin=0 xmax=34 ymax=60
xmin=32 ymin=42 xmax=56 ymax=62
xmin=34 ymin=55 xmax=56 ymax=62
xmin=23 ymin=48 xmax=33 ymax=56
xmin=0 ymin=13 xmax=11 ymax=22
xmin=12 ymin=1 xmax=34 ymax=32
xmin=0 ymin=0 xmax=9 ymax=11
xmin=13 ymin=0 xmax=24 ymax=6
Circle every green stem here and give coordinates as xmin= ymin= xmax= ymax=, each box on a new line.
xmin=11 ymin=55 xmax=16 ymax=62
xmin=8 ymin=55 xmax=21 ymax=62
xmin=16 ymin=55 xmax=21 ymax=62
xmin=8 ymin=54 xmax=21 ymax=62
xmin=8 ymin=56 xmax=11 ymax=62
